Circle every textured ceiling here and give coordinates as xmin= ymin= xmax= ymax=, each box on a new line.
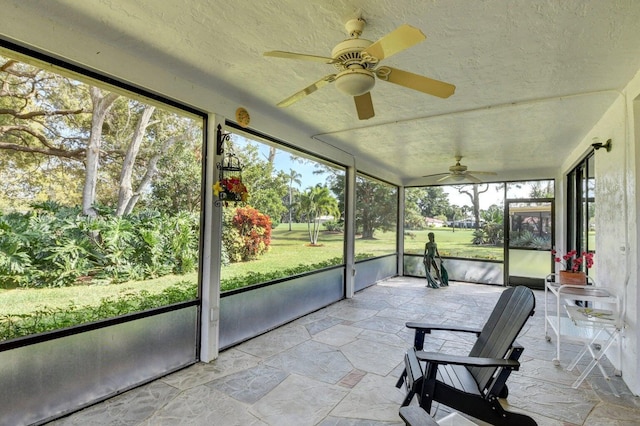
xmin=2 ymin=0 xmax=640 ymax=185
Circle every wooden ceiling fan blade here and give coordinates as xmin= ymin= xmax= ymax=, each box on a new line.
xmin=354 ymin=92 xmax=375 ymax=120
xmin=362 ymin=24 xmax=426 ymax=61
xmin=276 ymin=74 xmax=336 ymax=107
xmin=264 ymin=50 xmax=338 ymax=64
xmin=436 ymin=175 xmax=453 ymax=183
xmin=378 ymin=67 xmax=455 ymax=98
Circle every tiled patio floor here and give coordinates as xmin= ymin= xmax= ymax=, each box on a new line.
xmin=48 ymin=277 xmax=639 ymax=425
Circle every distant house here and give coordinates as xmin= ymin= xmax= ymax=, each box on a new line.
xmin=424 ymin=217 xmax=445 ymax=227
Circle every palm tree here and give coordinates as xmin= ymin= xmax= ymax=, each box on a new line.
xmin=296 ymin=185 xmax=340 ymax=245
xmin=285 ymin=168 xmax=302 ymax=231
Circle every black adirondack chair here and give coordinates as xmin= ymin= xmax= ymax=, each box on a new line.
xmin=396 ymin=286 xmax=537 ymax=426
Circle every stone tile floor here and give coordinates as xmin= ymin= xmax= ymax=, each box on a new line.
xmin=48 ymin=277 xmax=640 ymax=425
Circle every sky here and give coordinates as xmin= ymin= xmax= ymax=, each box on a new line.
xmin=237 ymin=134 xmax=543 ymax=211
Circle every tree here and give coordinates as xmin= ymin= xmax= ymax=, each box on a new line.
xmin=296 ymin=185 xmax=340 ymax=245
xmin=1 ymin=57 xmax=89 ymax=208
xmin=229 ymin=140 xmax=287 ymax=226
xmin=412 ymin=187 xmax=450 ymax=218
xmin=480 ymin=204 xmax=504 ymax=245
xmin=355 ymin=177 xmax=397 ymax=239
xmin=404 ymin=190 xmax=427 ymax=230
xmin=115 ymin=104 xmax=155 ymax=215
xmin=1 ymin=56 xmax=203 ymax=216
xmin=328 ymin=175 xmax=396 ymax=239
xmin=150 ymin=140 xmax=203 ymax=213
xmin=454 ymin=184 xmax=490 ymax=229
xmin=529 ymin=181 xmax=554 ymax=198
xmin=82 ymin=87 xmax=119 ymax=216
xmin=285 ymin=168 xmax=302 ymax=231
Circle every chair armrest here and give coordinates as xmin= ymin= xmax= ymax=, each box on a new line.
xmin=406 ymin=322 xmax=481 ymax=350
xmin=399 ymin=406 xmax=440 ymax=426
xmin=405 ymin=322 xmax=482 ymax=335
xmin=415 ymin=350 xmax=521 ymax=369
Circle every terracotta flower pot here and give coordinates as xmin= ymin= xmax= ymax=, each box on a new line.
xmin=559 ymin=270 xmax=587 ymax=285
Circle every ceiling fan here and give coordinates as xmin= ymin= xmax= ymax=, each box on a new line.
xmin=264 ymin=18 xmax=455 ymax=120
xmin=423 ymin=156 xmax=497 ymax=184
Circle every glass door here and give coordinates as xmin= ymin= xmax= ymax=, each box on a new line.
xmin=505 ymin=200 xmax=554 ymax=288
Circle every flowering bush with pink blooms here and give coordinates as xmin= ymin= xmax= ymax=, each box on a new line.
xmin=552 ymin=249 xmax=594 ymax=272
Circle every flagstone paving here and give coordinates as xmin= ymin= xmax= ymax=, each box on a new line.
xmin=48 ymin=277 xmax=640 ymax=425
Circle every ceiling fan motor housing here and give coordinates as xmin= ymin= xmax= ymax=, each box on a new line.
xmin=331 ymin=38 xmax=374 ymax=69
xmin=331 ymin=38 xmax=376 ymax=96
xmin=449 ymin=163 xmax=467 ymax=174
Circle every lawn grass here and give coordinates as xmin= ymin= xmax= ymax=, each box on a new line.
xmin=0 ymin=223 xmax=500 ymax=317
xmin=0 ymin=273 xmax=196 ymax=316
xmin=404 ymin=227 xmax=503 ymax=260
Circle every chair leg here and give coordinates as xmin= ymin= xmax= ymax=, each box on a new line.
xmin=396 ymin=369 xmax=406 ymax=389
xmin=418 ymin=362 xmax=438 ymax=413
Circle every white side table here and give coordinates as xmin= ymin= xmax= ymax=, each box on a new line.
xmin=565 ymin=305 xmax=622 ymax=396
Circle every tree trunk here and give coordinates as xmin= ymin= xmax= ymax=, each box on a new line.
xmin=115 ymin=105 xmax=155 ymax=216
xmin=267 ymin=146 xmax=276 ymax=164
xmin=82 ymin=88 xmax=119 ymax=216
xmin=121 ymin=134 xmax=177 ymax=215
xmin=288 ymin=185 xmax=293 ymax=231
xmin=473 ymin=185 xmax=481 ymax=230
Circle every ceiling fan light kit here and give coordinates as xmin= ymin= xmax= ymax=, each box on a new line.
xmin=264 ymin=16 xmax=456 ymax=120
xmin=334 ymin=69 xmax=375 ymax=96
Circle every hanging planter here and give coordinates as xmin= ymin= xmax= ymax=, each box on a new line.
xmin=214 ymin=125 xmax=249 ymax=206
xmin=214 ymin=175 xmax=248 ymax=203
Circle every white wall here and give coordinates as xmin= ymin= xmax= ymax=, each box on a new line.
xmin=559 ymin=69 xmax=640 ymax=395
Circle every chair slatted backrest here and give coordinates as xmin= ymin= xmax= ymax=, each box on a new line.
xmin=467 ymin=286 xmax=535 ymax=391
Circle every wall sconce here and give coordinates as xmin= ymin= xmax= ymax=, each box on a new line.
xmin=591 ymin=138 xmax=612 ymax=152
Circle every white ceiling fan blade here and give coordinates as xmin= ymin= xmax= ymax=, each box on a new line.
xmin=436 ymin=175 xmax=453 ymax=183
xmin=361 ymin=24 xmax=425 ymax=61
xmin=264 ymin=50 xmax=339 ymax=64
xmin=465 ymin=173 xmax=483 ymax=183
xmin=422 ymin=172 xmax=449 ymax=178
xmin=276 ymin=74 xmax=336 ymax=107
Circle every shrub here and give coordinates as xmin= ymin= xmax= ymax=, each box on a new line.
xmin=223 ymin=206 xmax=272 ymax=262
xmin=322 ymin=220 xmax=343 ymax=232
xmin=0 ymin=205 xmax=199 ymax=288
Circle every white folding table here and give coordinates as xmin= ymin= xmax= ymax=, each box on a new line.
xmin=565 ymin=305 xmax=622 ymax=396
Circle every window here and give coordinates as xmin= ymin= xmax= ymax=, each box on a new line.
xmin=219 ymin=129 xmax=345 ymax=292
xmin=404 ymin=183 xmax=504 ymax=260
xmin=354 ymin=174 xmax=398 ymax=259
xmin=0 ymin=51 xmax=203 ymax=342
xmin=566 ymin=152 xmax=596 ymax=276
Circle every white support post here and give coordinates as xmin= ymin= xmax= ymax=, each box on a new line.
xmin=397 ymin=186 xmax=405 ymax=276
xmin=344 ymin=164 xmax=357 ymax=298
xmin=200 ymin=114 xmax=223 ymax=362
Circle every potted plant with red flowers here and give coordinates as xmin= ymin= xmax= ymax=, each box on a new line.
xmin=551 ymin=249 xmax=594 ymax=285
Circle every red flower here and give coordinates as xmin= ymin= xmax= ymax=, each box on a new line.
xmin=553 ymin=249 xmax=594 ymax=272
